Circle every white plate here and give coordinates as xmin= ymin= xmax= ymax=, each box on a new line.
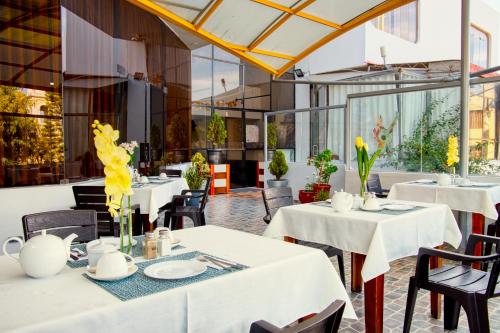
xmin=85 ymin=264 xmax=138 ymax=281
xmin=383 ymin=204 xmax=415 ymax=211
xmin=144 ymin=260 xmax=207 ymax=280
xmin=361 ymin=206 xmax=383 ymax=212
xmin=86 ymin=237 xmax=138 ymax=251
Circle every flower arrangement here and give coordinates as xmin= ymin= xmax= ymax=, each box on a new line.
xmin=92 ymin=120 xmax=133 ymax=254
xmin=307 ymin=149 xmax=338 ymax=184
xmin=119 ymin=140 xmax=138 ymax=166
xmin=446 ymin=135 xmax=459 ymax=174
xmin=355 ymin=136 xmax=384 ymax=197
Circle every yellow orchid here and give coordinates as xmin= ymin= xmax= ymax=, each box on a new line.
xmin=355 ymin=135 xmax=383 ymax=198
xmin=363 ymin=143 xmax=368 ymax=152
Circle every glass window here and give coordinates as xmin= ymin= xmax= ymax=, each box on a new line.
xmin=470 ymin=26 xmax=489 ymax=68
xmin=372 ymin=2 xmax=418 ymax=43
xmin=213 ymin=60 xmax=243 ymax=108
xmin=192 ymin=56 xmax=212 ymax=105
xmin=0 ymin=0 xmax=63 ymax=187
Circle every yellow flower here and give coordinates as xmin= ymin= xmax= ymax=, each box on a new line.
xmin=355 ymin=136 xmax=363 ymax=149
xmin=363 ymin=143 xmax=369 ymax=152
xmin=446 ymin=135 xmax=459 ymax=167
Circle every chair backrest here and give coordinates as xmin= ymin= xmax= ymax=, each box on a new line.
xmin=22 ymin=210 xmax=97 ymax=243
xmin=366 ymin=173 xmax=383 ymax=194
xmin=160 ymin=168 xmax=182 ymax=177
xmin=72 ymin=186 xmax=114 ymax=235
xmin=262 ymin=187 xmax=294 ymax=220
xmin=472 ymin=234 xmax=500 ymax=297
xmin=250 ymin=300 xmax=345 ymax=333
xmin=199 ymin=176 xmax=212 ymax=212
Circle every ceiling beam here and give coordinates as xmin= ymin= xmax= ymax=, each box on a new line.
xmin=275 ymin=0 xmax=416 ymax=77
xmin=10 ymin=45 xmax=61 ymax=83
xmin=0 ymin=61 xmax=61 ymax=73
xmin=127 ymin=0 xmax=279 ymax=74
xmin=248 ymin=0 xmax=316 ymax=51
xmin=0 ymin=6 xmax=59 ymax=32
xmin=194 ymin=0 xmax=223 ymax=30
xmin=0 ymin=40 xmax=59 ymax=53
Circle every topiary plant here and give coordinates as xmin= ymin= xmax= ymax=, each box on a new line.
xmin=267 ymin=122 xmax=277 ymax=150
xmin=268 ymin=150 xmax=288 ymax=180
xmin=207 ymin=113 xmax=227 ymax=148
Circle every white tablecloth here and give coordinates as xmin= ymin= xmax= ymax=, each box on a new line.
xmin=0 ymin=226 xmax=355 ymax=333
xmin=84 ymin=178 xmax=189 ymax=222
xmin=388 ymin=182 xmax=500 ymax=220
xmin=264 ymin=200 xmax=462 ymax=282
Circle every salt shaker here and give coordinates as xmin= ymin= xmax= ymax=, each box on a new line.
xmin=142 ymin=232 xmax=157 ymax=259
xmin=157 ymin=230 xmax=172 ymax=257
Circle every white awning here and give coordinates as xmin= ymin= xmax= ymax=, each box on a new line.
xmin=127 ymin=0 xmax=415 ymax=76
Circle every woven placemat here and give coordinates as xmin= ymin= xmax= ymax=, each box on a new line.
xmin=365 ymin=205 xmax=425 ymax=216
xmin=83 ymin=251 xmax=247 ymax=301
xmin=67 ymin=236 xmax=184 ymax=268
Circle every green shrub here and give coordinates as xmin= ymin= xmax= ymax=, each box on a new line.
xmin=307 ymin=149 xmax=338 ymax=183
xmin=184 ymin=165 xmax=203 ymax=190
xmin=269 ymin=150 xmax=288 ymax=180
xmin=207 ymin=113 xmax=227 ymax=148
xmin=267 ymin=122 xmax=277 ymax=149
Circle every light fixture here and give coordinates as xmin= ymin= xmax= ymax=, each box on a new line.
xmin=49 ymin=82 xmax=54 ymax=86
xmin=294 ymin=69 xmax=304 ymax=78
xmin=380 ymin=46 xmax=387 ymax=69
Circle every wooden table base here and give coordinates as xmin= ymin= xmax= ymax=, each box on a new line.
xmin=471 ymin=213 xmax=485 ymax=269
xmin=351 ymin=253 xmax=365 ymax=293
xmin=365 ymin=274 xmax=384 ymax=333
xmin=430 ymin=245 xmax=444 ymax=319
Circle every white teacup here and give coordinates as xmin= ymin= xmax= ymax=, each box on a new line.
xmin=159 ymin=172 xmax=168 ymax=179
xmin=363 ymin=197 xmax=381 ymax=211
xmin=140 ymin=176 xmax=149 ymax=184
xmin=460 ymin=178 xmax=471 ymax=186
xmin=87 ymin=239 xmax=117 ymax=270
xmin=95 ymin=249 xmax=135 ymax=279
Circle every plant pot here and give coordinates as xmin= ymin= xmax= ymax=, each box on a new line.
xmin=298 ymin=190 xmax=315 ymax=203
xmin=267 ymin=179 xmax=289 ymax=188
xmin=267 ymin=149 xmax=275 ymax=161
xmin=207 ymin=149 xmax=225 ymax=164
xmin=313 ymin=183 xmax=331 ymax=195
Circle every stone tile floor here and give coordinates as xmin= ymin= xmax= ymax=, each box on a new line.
xmin=180 ymin=188 xmax=500 ymax=333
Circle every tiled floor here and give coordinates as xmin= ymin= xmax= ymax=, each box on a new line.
xmin=182 ymin=188 xmax=500 ymax=333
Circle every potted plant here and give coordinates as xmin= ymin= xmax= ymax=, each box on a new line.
xmin=184 ymin=152 xmax=210 ymax=206
xmin=307 ymin=149 xmax=338 ymax=195
xmin=298 ymin=179 xmax=315 ymax=203
xmin=267 ymin=122 xmax=277 ymax=160
xmin=207 ymin=113 xmax=227 ymax=164
xmin=314 ymin=189 xmax=330 ymax=202
xmin=267 ymin=150 xmax=288 ymax=188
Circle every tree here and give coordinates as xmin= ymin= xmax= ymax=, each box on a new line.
xmin=207 ymin=113 xmax=227 ymax=148
xmin=39 ymin=92 xmax=64 ymax=165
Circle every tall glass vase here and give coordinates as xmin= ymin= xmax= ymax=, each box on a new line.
xmin=360 ymin=179 xmax=367 ymax=199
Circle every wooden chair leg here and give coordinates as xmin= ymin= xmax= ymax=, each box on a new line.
xmin=337 ymin=254 xmax=346 ymax=287
xmin=443 ymin=296 xmax=460 ymax=330
xmin=463 ymin=296 xmax=482 ymax=333
xmin=403 ymin=277 xmax=418 ymax=333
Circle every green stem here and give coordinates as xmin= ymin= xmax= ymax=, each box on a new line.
xmin=127 ymin=195 xmax=132 ymax=254
xmin=119 ymin=196 xmax=124 ymax=253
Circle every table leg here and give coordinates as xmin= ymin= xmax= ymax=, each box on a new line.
xmin=364 ymin=274 xmax=384 ymax=333
xmin=430 ymin=245 xmax=443 ymax=319
xmin=471 ymin=213 xmax=485 ymax=269
xmin=142 ymin=214 xmax=157 ymax=233
xmin=351 ymin=253 xmax=365 ymax=293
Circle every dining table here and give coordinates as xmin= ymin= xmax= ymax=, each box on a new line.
xmin=264 ymin=199 xmax=462 ymax=333
xmin=387 ymin=180 xmax=500 ymax=319
xmin=0 ymin=225 xmax=355 ymax=333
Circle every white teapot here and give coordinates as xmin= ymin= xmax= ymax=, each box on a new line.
xmin=331 ymin=190 xmax=354 ymax=213
xmin=2 ymin=230 xmax=78 ymax=278
xmin=437 ymin=173 xmax=451 ymax=186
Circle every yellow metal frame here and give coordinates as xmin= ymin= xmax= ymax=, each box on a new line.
xmin=127 ymin=0 xmax=415 ymax=77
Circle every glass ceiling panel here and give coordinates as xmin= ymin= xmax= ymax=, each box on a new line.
xmin=306 ymin=0 xmax=386 ymax=25
xmin=203 ymin=0 xmax=282 ymax=46
xmin=258 ymin=15 xmax=333 ymax=55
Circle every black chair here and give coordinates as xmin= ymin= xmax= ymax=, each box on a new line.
xmin=159 ymin=168 xmax=182 ymax=177
xmin=166 ymin=176 xmax=212 ymax=230
xmin=250 ymin=300 xmax=345 ymax=333
xmin=485 ymin=204 xmax=500 ymax=264
xmin=366 ymin=173 xmax=389 ymax=198
xmin=22 ymin=210 xmax=97 ymax=243
xmin=72 ymin=186 xmax=142 ymax=236
xmin=261 ymin=187 xmax=346 ymax=286
xmin=403 ymin=234 xmax=500 ymax=333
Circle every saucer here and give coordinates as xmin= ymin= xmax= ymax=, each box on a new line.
xmin=361 ymin=206 xmax=383 ymax=212
xmin=85 ymin=264 xmax=138 ymax=281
